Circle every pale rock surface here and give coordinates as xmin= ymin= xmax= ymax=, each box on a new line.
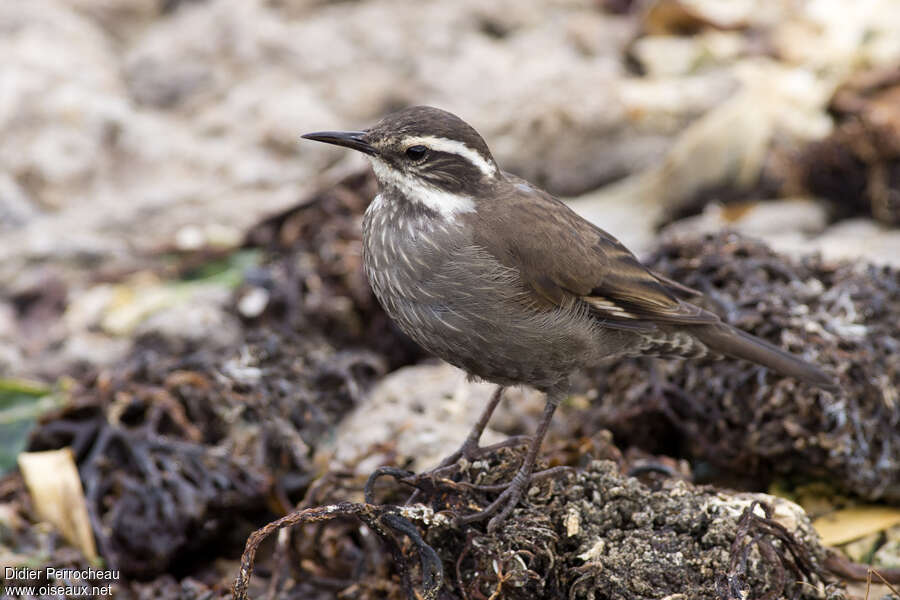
xmin=3 ymin=0 xmax=900 ymax=377
xmin=0 ymin=302 xmax=24 ymax=376
xmin=0 ymin=0 xmax=718 ymax=377
xmin=665 ymin=202 xmax=900 ymax=268
xmin=808 ymin=219 xmax=900 ymax=268
xmin=320 ymin=362 xmax=545 ymax=474
xmin=874 ymin=524 xmax=900 ymax=569
xmin=133 ymin=288 xmax=241 ymax=352
xmin=0 ymin=0 xmax=710 ymax=292
xmin=570 ymin=59 xmax=836 ymax=254
xmin=572 ymin=0 xmax=900 ymax=257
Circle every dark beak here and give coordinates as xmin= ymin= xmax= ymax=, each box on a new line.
xmin=301 ymin=130 xmax=377 ymax=156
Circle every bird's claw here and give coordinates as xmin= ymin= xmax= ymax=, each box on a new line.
xmin=454 ymin=465 xmax=574 ymax=532
xmin=455 ymin=473 xmax=528 ymax=532
xmin=404 ymin=435 xmax=533 ymax=505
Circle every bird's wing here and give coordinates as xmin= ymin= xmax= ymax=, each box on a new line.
xmin=470 ymin=182 xmax=720 ymax=332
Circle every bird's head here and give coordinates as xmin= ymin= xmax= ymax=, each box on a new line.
xmin=302 ymin=106 xmax=501 ymax=217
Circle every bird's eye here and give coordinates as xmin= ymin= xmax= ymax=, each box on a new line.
xmin=405 ymin=145 xmax=428 ymax=160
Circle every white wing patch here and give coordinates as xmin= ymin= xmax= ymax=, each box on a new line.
xmin=403 ymin=135 xmax=497 ymax=177
xmin=584 ymin=296 xmax=638 ymax=319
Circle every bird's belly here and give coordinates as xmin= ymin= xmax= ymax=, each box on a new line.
xmin=363 ymin=231 xmax=607 ymax=389
xmin=385 ymin=294 xmax=596 ymax=389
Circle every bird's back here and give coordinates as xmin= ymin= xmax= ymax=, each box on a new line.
xmin=467 ymin=175 xmax=836 ymax=390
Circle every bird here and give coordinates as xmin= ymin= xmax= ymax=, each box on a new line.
xmin=302 ymin=106 xmax=837 ymax=531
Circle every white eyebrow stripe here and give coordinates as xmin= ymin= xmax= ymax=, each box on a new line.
xmin=403 ymin=135 xmax=497 ymax=177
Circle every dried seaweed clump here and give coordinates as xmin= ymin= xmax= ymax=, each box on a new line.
xmin=26 ymin=325 xmax=384 ymax=580
xmin=585 ymin=231 xmax=900 ymax=501
xmin=799 ymin=67 xmax=900 ymax=225
xmin=405 ymin=458 xmax=836 ymax=600
xmin=225 ymin=451 xmax=837 ymax=600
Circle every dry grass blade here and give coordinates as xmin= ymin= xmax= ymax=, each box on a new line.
xmin=866 ymin=567 xmax=900 ymax=599
xmin=17 ymin=448 xmax=98 ymax=562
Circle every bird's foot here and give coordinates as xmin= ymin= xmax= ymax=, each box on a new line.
xmin=455 ymin=465 xmax=573 ymax=533
xmin=441 ymin=434 xmax=534 ymax=470
xmin=405 ymin=435 xmax=532 ymax=505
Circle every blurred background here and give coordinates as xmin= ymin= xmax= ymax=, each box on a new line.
xmin=3 ymin=0 xmax=900 ymax=378
xmin=1 ymin=0 xmax=899 ymax=598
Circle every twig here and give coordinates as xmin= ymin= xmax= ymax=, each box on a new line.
xmin=717 ymin=500 xmax=822 ymax=600
xmin=231 ymin=502 xmax=443 ymax=600
xmin=825 ymin=550 xmax=900 ymax=585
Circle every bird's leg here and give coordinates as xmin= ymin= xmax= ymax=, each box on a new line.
xmin=405 ymin=386 xmax=511 ymax=504
xmin=437 ymin=385 xmax=510 ymax=466
xmin=431 ymin=385 xmax=529 ymax=475
xmin=456 ymin=391 xmax=561 ymax=533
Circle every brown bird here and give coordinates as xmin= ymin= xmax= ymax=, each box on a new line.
xmin=302 ymin=106 xmax=837 ymax=531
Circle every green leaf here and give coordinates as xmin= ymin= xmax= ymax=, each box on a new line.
xmin=0 ymin=379 xmax=59 ymax=474
xmin=178 ymin=249 xmax=262 ymax=287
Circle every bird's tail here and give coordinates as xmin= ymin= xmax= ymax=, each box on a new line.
xmin=693 ymin=323 xmax=838 ymax=392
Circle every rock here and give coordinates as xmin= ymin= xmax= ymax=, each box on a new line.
xmin=133 ymin=287 xmax=240 ymax=352
xmin=810 ymin=219 xmax=900 ymax=268
xmin=0 ymin=174 xmax=38 ymax=230
xmin=0 ymin=302 xmax=17 ymax=342
xmin=873 ymin=539 xmax=900 ymax=570
xmin=0 ymin=340 xmax=24 ymax=377
xmin=660 ymin=197 xmax=852 ymax=264
xmin=173 ymin=223 xmax=243 ymax=251
xmin=56 ymin=332 xmax=131 ymax=374
xmin=569 ymin=58 xmax=833 ymax=254
xmin=0 ymin=0 xmax=722 ymax=299
xmin=630 ymin=31 xmax=745 ymax=77
xmin=0 ymin=345 xmax=24 ymax=376
xmin=664 ymin=197 xmax=828 ymax=237
xmin=321 ymin=362 xmax=545 ymax=474
xmin=841 ymin=531 xmax=882 ymax=565
xmin=771 ymin=0 xmax=900 ymax=70
xmin=0 ymin=1 xmax=127 ymax=214
xmin=66 ymin=0 xmax=161 ymax=41
xmin=236 ymin=286 xmax=269 ymax=319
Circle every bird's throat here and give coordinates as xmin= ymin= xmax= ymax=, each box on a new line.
xmin=368 ymin=157 xmax=475 ymax=220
